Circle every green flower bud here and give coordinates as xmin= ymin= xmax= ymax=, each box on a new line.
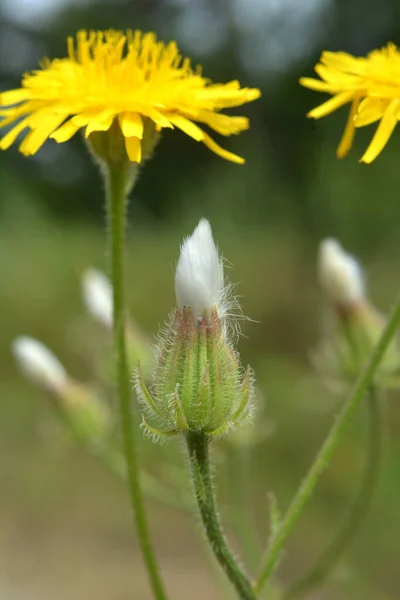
xmin=135 ymin=219 xmax=254 ymax=440
xmin=314 ymin=239 xmax=400 ymax=388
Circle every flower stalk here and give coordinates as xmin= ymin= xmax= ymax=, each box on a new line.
xmin=186 ymin=431 xmax=257 ymax=600
xmin=105 ymin=159 xmax=168 ymax=600
xmin=255 ymin=292 xmax=400 ymax=592
xmin=285 ymin=386 xmax=381 ymax=598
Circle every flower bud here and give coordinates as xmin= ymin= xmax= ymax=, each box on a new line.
xmin=318 ymin=238 xmax=364 ymax=308
xmin=12 ymin=336 xmax=68 ymax=394
xmin=82 ymin=268 xmax=113 ymax=329
xmin=82 ymin=268 xmax=153 ymax=375
xmin=314 ymin=240 xmax=400 ymax=386
xmin=12 ymin=336 xmax=110 ymax=443
xmin=135 ymin=219 xmax=254 ymax=440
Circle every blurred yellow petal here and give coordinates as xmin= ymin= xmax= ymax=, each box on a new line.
xmin=118 ymin=112 xmax=143 ymax=139
xmin=0 ymin=89 xmax=30 ymax=106
xmin=0 ymin=117 xmax=30 ymax=149
xmin=169 ymin=115 xmax=204 ymax=141
xmin=18 ymin=113 xmax=66 ymax=155
xmin=336 ymin=96 xmax=361 ymax=158
xmin=125 ymin=136 xmax=142 ymax=162
xmin=202 ymin=132 xmax=244 ymax=164
xmin=307 ymin=91 xmax=354 ymax=119
xmin=360 ymin=99 xmax=400 ymax=163
xmin=196 ymin=111 xmax=249 ymax=136
xmin=299 ymin=77 xmax=334 ymax=92
xmin=85 ymin=115 xmax=114 ymax=137
xmin=50 ymin=118 xmax=81 ymax=142
xmin=355 ymin=97 xmax=386 ymax=127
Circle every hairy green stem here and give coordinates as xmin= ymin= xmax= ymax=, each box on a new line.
xmin=106 ymin=162 xmax=168 ymax=600
xmin=255 ymin=294 xmax=400 ymax=592
xmin=186 ymin=431 xmax=257 ymax=600
xmin=285 ymin=386 xmax=381 ymax=598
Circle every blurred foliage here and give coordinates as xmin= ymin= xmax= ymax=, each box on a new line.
xmin=1 ymin=1 xmax=400 ymax=599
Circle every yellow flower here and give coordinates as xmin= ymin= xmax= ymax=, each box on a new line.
xmin=299 ymin=43 xmax=400 ymax=163
xmin=0 ymin=30 xmax=261 ymax=164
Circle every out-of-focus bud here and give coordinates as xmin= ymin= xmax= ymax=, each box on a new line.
xmin=314 ymin=239 xmax=400 ymax=386
xmin=12 ymin=336 xmax=68 ymax=394
xmin=135 ymin=219 xmax=255 ymax=440
xmin=82 ymin=268 xmax=113 ymax=329
xmin=82 ymin=268 xmax=152 ymax=376
xmin=12 ymin=336 xmax=110 ymax=443
xmin=318 ymin=238 xmax=364 ymax=308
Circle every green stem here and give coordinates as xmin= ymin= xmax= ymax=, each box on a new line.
xmin=285 ymin=386 xmax=381 ymax=599
xmin=106 ymin=161 xmax=168 ymax=600
xmin=186 ymin=431 xmax=257 ymax=600
xmin=255 ymin=294 xmax=400 ymax=593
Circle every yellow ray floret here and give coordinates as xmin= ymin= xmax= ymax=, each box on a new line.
xmin=0 ymin=30 xmax=261 ymax=164
xmin=299 ymin=43 xmax=400 ymax=163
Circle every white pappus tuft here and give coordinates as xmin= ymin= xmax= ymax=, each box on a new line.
xmin=82 ymin=268 xmax=113 ymax=329
xmin=175 ymin=219 xmax=224 ymax=322
xmin=318 ymin=238 xmax=364 ymax=306
xmin=12 ymin=336 xmax=68 ymax=393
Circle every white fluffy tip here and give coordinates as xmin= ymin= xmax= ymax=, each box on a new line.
xmin=318 ymin=238 xmax=364 ymax=306
xmin=12 ymin=336 xmax=68 ymax=393
xmin=175 ymin=219 xmax=223 ymax=321
xmin=82 ymin=268 xmax=113 ymax=329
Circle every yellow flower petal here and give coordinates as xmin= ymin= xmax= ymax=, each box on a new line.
xmin=19 ymin=113 xmax=66 ymax=155
xmin=336 ymin=95 xmax=361 ymax=158
xmin=125 ymin=136 xmax=142 ymax=162
xmin=299 ymin=77 xmax=334 ymax=92
xmin=0 ymin=89 xmax=30 ymax=106
xmin=360 ymin=99 xmax=400 ymax=163
xmin=85 ymin=114 xmax=114 ymax=137
xmin=168 ymin=115 xmax=204 ymax=141
xmin=196 ymin=111 xmax=249 ymax=136
xmin=118 ymin=112 xmax=143 ymax=139
xmin=307 ymin=91 xmax=354 ymax=119
xmin=0 ymin=117 xmax=30 ymax=150
xmin=355 ymin=97 xmax=386 ymax=127
xmin=201 ymin=132 xmax=244 ymax=164
xmin=50 ymin=118 xmax=81 ymax=142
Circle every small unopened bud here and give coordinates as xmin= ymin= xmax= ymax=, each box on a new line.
xmin=82 ymin=268 xmax=153 ymax=375
xmin=318 ymin=239 xmax=364 ymax=308
xmin=136 ymin=219 xmax=254 ymax=440
xmin=12 ymin=336 xmax=110 ymax=443
xmin=314 ymin=240 xmax=400 ymax=386
xmin=82 ymin=268 xmax=113 ymax=329
xmin=12 ymin=336 xmax=68 ymax=394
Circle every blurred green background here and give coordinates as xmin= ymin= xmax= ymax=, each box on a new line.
xmin=1 ymin=0 xmax=400 ymax=598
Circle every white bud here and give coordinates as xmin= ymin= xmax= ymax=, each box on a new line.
xmin=82 ymin=268 xmax=113 ymax=329
xmin=318 ymin=238 xmax=364 ymax=306
xmin=175 ymin=219 xmax=223 ymax=322
xmin=12 ymin=336 xmax=68 ymax=393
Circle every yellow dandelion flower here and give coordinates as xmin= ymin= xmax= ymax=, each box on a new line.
xmin=299 ymin=43 xmax=400 ymax=163
xmin=0 ymin=30 xmax=261 ymax=164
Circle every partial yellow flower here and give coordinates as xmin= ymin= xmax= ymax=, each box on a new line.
xmin=299 ymin=43 xmax=400 ymax=163
xmin=0 ymin=30 xmax=261 ymax=164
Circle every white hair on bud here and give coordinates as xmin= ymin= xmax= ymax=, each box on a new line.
xmin=175 ymin=219 xmax=224 ymax=322
xmin=82 ymin=268 xmax=113 ymax=329
xmin=12 ymin=336 xmax=68 ymax=393
xmin=318 ymin=238 xmax=364 ymax=306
